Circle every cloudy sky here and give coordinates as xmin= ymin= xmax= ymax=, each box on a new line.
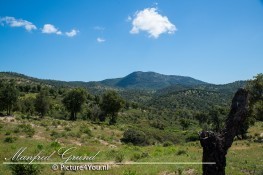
xmin=0 ymin=0 xmax=262 ymax=84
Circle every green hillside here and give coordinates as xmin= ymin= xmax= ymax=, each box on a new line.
xmin=0 ymin=72 xmax=262 ymax=175
xmin=0 ymin=71 xmax=247 ymax=111
xmin=114 ymin=71 xmax=207 ymax=90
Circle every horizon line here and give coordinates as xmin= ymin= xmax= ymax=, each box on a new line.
xmin=0 ymin=70 xmax=251 ymax=85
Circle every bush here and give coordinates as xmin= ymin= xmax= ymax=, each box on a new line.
xmin=163 ymin=141 xmax=173 ymax=147
xmin=9 ymin=164 xmax=42 ymax=175
xmin=130 ymin=152 xmax=149 ymax=161
xmin=176 ymin=149 xmax=187 ymax=156
xmin=19 ymin=124 xmax=35 ymax=137
xmin=4 ymin=136 xmax=17 ymax=143
xmin=80 ymin=127 xmax=92 ymax=137
xmin=131 ymin=153 xmax=141 ymax=161
xmin=37 ymin=144 xmax=44 ymax=150
xmin=50 ymin=131 xmax=60 ymax=138
xmin=150 ymin=120 xmax=165 ymax=130
xmin=121 ymin=129 xmax=148 ymax=146
xmin=5 ymin=130 xmax=12 ymax=135
xmin=50 ymin=141 xmax=60 ymax=148
xmin=115 ymin=152 xmax=124 ymax=163
xmin=185 ymin=132 xmax=199 ymax=142
xmin=179 ymin=118 xmax=191 ymax=130
xmin=13 ymin=127 xmax=20 ymax=133
xmin=64 ymin=127 xmax=71 ymax=131
xmin=142 ymin=129 xmax=179 ymax=144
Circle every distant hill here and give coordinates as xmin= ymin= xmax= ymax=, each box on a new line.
xmin=156 ymin=81 xmax=247 ymax=96
xmin=0 ymin=72 xmax=116 ymax=94
xmin=101 ymin=71 xmax=207 ymax=90
xmin=0 ymin=71 xmax=247 ymax=93
xmin=149 ymin=81 xmax=247 ymax=112
xmin=0 ymin=71 xmax=207 ymax=90
xmin=0 ymin=71 xmax=248 ymax=112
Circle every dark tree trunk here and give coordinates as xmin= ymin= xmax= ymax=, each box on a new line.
xmin=109 ymin=114 xmax=117 ymax=125
xmin=70 ymin=112 xmax=76 ymax=121
xmin=199 ymin=88 xmax=249 ymax=175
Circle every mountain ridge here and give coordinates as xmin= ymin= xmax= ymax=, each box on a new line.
xmin=0 ymin=71 xmax=247 ymax=91
xmin=0 ymin=71 xmax=248 ymax=113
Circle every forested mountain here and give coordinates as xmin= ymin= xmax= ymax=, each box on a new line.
xmin=148 ymin=81 xmax=247 ymax=112
xmin=0 ymin=71 xmax=248 ymax=111
xmin=104 ymin=71 xmax=207 ymax=89
xmin=0 ymin=71 xmax=208 ymax=90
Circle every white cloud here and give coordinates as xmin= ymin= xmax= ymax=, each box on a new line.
xmin=41 ymin=24 xmax=62 ymax=35
xmin=0 ymin=16 xmax=79 ymax=38
xmin=97 ymin=37 xmax=105 ymax=43
xmin=65 ymin=29 xmax=79 ymax=37
xmin=0 ymin=16 xmax=37 ymax=31
xmin=130 ymin=8 xmax=176 ymax=38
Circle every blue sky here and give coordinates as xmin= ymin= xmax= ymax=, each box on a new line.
xmin=0 ymin=0 xmax=262 ymax=84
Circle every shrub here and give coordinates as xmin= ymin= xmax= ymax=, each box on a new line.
xmin=177 ymin=168 xmax=183 ymax=175
xmin=121 ymin=129 xmax=148 ymax=146
xmin=163 ymin=141 xmax=173 ymax=147
xmin=9 ymin=164 xmax=42 ymax=175
xmin=19 ymin=124 xmax=35 ymax=137
xmin=13 ymin=127 xmax=20 ymax=133
xmin=176 ymin=150 xmax=187 ymax=156
xmin=4 ymin=136 xmax=17 ymax=143
xmin=37 ymin=144 xmax=44 ymax=150
xmin=80 ymin=128 xmax=92 ymax=137
xmin=150 ymin=120 xmax=165 ymax=130
xmin=50 ymin=131 xmax=60 ymax=138
xmin=50 ymin=141 xmax=60 ymax=148
xmin=115 ymin=152 xmax=124 ymax=163
xmin=64 ymin=127 xmax=71 ymax=131
xmin=5 ymin=131 xmax=11 ymax=135
xmin=131 ymin=153 xmax=141 ymax=161
xmin=179 ymin=118 xmax=191 ymax=130
xmin=185 ymin=132 xmax=199 ymax=142
xmin=140 ymin=152 xmax=149 ymax=158
xmin=130 ymin=152 xmax=149 ymax=161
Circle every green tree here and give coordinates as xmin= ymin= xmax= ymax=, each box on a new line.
xmin=195 ymin=112 xmax=209 ymax=125
xmin=247 ymin=73 xmax=263 ymax=121
xmin=209 ymin=107 xmax=225 ymax=132
xmin=35 ymin=90 xmax=50 ymax=118
xmin=236 ymin=74 xmax=263 ymax=139
xmin=21 ymin=97 xmax=35 ymax=115
xmin=62 ymin=88 xmax=87 ymax=120
xmin=0 ymin=81 xmax=19 ymax=115
xmin=89 ymin=104 xmax=102 ymax=122
xmin=233 ymin=73 xmax=263 ymax=139
xmin=100 ymin=90 xmax=124 ymax=125
xmin=179 ymin=118 xmax=191 ymax=130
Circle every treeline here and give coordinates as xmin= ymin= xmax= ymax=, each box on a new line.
xmin=0 ymin=80 xmax=126 ymax=125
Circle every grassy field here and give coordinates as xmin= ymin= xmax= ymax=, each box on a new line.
xmin=0 ymin=116 xmax=262 ymax=175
